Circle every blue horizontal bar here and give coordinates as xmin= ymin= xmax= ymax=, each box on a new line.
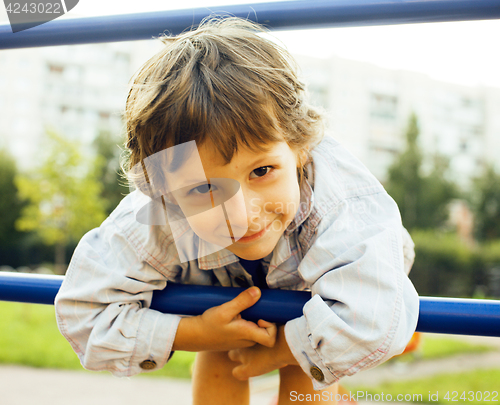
xmin=1 ymin=272 xmax=500 ymax=336
xmin=417 ymin=296 xmax=500 ymax=337
xmin=0 ymin=272 xmax=63 ymax=305
xmin=1 ymin=0 xmax=500 ymax=49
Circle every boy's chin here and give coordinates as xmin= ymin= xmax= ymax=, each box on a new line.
xmin=194 ymin=234 xmax=277 ymax=260
xmin=225 ymin=244 xmax=275 ymax=261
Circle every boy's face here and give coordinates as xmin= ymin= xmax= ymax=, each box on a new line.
xmin=164 ymin=137 xmax=302 ymax=261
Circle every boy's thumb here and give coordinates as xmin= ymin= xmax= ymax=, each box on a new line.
xmin=225 ymin=287 xmax=261 ymax=316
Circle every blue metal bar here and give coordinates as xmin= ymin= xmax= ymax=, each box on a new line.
xmin=1 ymin=272 xmax=499 ymax=337
xmin=417 ymin=297 xmax=500 ymax=337
xmin=1 ymin=0 xmax=500 ymax=49
xmin=0 ymin=272 xmax=63 ymax=305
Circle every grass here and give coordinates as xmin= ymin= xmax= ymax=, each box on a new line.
xmin=0 ymin=301 xmax=80 ymax=369
xmin=0 ymin=301 xmax=497 ymax=383
xmin=394 ymin=334 xmax=495 ymax=362
xmin=0 ymin=301 xmax=196 ymax=378
xmin=421 ymin=335 xmax=493 ymax=359
xmin=346 ymin=369 xmax=500 ymax=404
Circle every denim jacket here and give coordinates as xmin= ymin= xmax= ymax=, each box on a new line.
xmin=55 ymin=136 xmax=419 ymax=390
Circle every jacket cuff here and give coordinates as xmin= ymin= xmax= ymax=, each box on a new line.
xmin=285 ymin=312 xmax=339 ymax=390
xmin=129 ymin=309 xmax=181 ymax=375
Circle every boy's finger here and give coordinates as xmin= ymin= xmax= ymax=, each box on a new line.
xmin=228 ymin=349 xmax=241 ymax=363
xmin=257 ymin=319 xmax=276 ymax=329
xmin=220 ymin=287 xmax=261 ymax=319
xmin=248 ymin=327 xmax=276 ymax=347
xmin=232 ymin=364 xmax=249 ymax=381
xmin=261 ymin=321 xmax=278 ymax=340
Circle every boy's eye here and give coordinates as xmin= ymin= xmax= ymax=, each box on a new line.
xmin=190 ymin=183 xmax=216 ymax=195
xmin=250 ymin=166 xmax=272 ymax=179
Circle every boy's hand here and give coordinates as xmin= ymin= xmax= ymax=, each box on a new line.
xmin=228 ymin=325 xmax=298 ymax=380
xmin=173 ymin=287 xmax=277 ymax=352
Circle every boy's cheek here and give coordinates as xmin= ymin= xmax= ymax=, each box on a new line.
xmin=186 ymin=211 xmax=236 ymax=247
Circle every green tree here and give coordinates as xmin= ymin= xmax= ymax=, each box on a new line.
xmin=470 ymin=164 xmax=500 ymax=240
xmin=420 ymin=154 xmax=459 ymax=229
xmin=386 ymin=113 xmax=422 ymax=228
xmin=385 ymin=113 xmax=458 ymax=230
xmin=93 ymin=130 xmax=127 ymax=214
xmin=15 ymin=130 xmax=107 ymax=273
xmin=0 ymin=149 xmax=25 ymax=247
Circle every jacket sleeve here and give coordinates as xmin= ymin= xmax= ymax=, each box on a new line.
xmin=55 ymin=216 xmax=181 ymax=377
xmin=284 ymin=191 xmax=419 ymax=390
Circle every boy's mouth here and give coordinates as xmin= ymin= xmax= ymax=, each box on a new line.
xmin=235 ymin=220 xmax=275 ymax=244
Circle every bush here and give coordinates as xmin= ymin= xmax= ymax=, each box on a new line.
xmin=409 ymin=230 xmax=500 ymax=297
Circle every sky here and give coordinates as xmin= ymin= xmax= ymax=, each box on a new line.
xmin=1 ymin=0 xmax=500 ymax=88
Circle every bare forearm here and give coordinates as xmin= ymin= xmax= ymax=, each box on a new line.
xmin=172 ymin=316 xmax=204 ymax=352
xmin=276 ymin=325 xmax=299 ymax=367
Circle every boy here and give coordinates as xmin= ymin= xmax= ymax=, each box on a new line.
xmin=56 ymin=16 xmax=419 ymax=404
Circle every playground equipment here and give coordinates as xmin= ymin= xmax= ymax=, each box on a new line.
xmin=2 ymin=0 xmax=500 ymax=49
xmin=0 ymin=272 xmax=499 ymax=336
xmin=1 ymin=0 xmax=500 ymax=337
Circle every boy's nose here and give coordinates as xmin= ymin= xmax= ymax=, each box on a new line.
xmin=223 ymin=187 xmax=260 ymax=239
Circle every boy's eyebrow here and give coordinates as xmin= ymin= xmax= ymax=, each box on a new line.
xmin=245 ymin=155 xmax=282 ymax=169
xmin=177 ymin=177 xmax=209 ymax=189
xmin=174 ymin=153 xmax=283 ymax=188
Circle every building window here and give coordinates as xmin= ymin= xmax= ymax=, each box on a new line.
xmin=308 ymin=84 xmax=329 ymax=109
xmin=459 ymin=138 xmax=468 ymax=152
xmin=370 ymin=93 xmax=397 ymax=119
xmin=115 ymin=52 xmax=130 ymax=64
xmin=48 ymin=64 xmax=64 ymax=74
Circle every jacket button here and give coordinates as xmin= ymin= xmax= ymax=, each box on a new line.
xmin=310 ymin=366 xmax=324 ymax=382
xmin=139 ymin=360 xmax=157 ymax=370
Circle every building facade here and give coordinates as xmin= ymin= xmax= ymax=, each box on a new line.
xmin=1 ymin=42 xmax=499 ymax=189
xmin=0 ymin=40 xmax=162 ymax=169
xmin=295 ymin=54 xmax=500 ymax=188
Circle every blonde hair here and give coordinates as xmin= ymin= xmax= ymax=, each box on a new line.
xmin=124 ymin=16 xmax=324 ymax=192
